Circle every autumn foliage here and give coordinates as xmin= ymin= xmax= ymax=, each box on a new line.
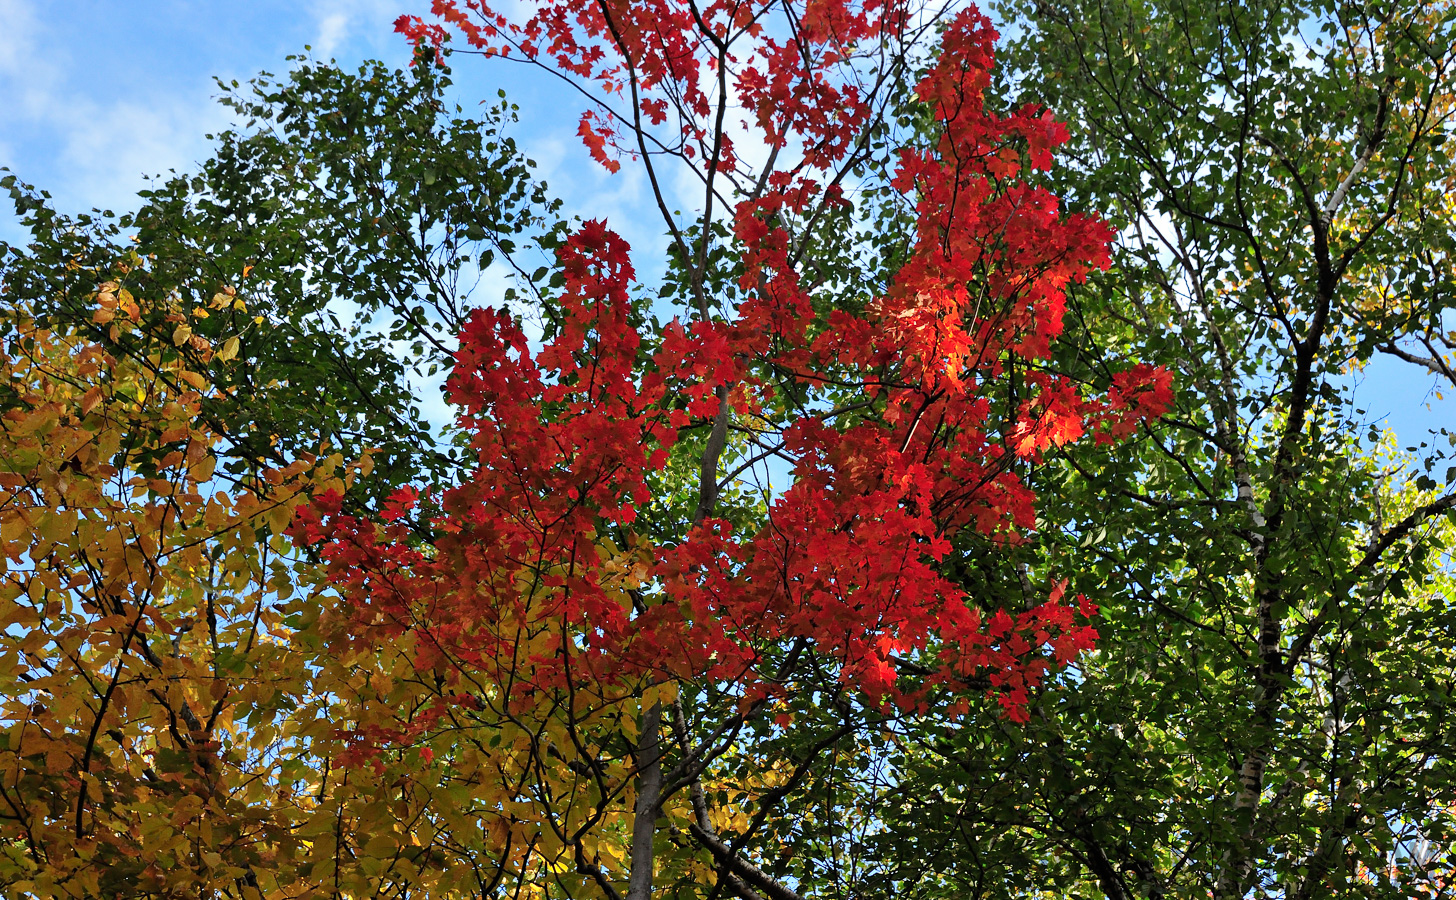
xmin=278 ymin=3 xmax=1165 ymax=893
xmin=0 ymin=0 xmax=1176 ymax=897
xmin=335 ymin=0 xmax=1171 ymax=727
xmin=0 ymin=272 xmax=338 ymax=895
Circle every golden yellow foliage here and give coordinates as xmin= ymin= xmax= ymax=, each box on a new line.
xmin=0 ymin=267 xmax=349 ymax=898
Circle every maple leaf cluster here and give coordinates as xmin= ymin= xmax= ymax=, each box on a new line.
xmin=396 ymin=0 xmax=896 ymax=177
xmin=296 ymin=2 xmax=1174 ymax=727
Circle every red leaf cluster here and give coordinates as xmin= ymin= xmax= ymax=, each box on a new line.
xmin=394 ymin=0 xmax=901 ymax=173
xmin=303 ymin=2 xmax=1173 ymax=726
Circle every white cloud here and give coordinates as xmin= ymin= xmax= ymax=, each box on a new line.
xmin=307 ymin=0 xmax=401 ymax=59
xmin=62 ymin=97 xmax=233 ymax=209
xmin=0 ymin=0 xmax=37 ymax=75
xmin=0 ymin=0 xmax=233 ymax=227
xmin=315 ymin=12 xmax=352 ymax=57
xmin=0 ymin=0 xmax=56 ymax=120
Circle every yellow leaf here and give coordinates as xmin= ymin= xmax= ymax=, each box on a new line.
xmin=80 ymin=386 xmax=104 ymax=416
xmin=204 ymin=498 xmax=229 ymax=530
xmin=191 ymin=454 xmax=217 ymax=483
xmin=18 ymin=410 xmax=58 ymax=436
xmin=172 ymin=324 xmax=192 ymax=346
xmin=37 ymin=509 xmax=79 ymax=545
xmin=1 ymin=516 xmax=27 ymax=544
xmin=217 ymin=337 xmax=240 ymax=363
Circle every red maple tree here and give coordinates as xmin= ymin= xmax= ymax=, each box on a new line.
xmin=291 ymin=0 xmax=1173 ymax=894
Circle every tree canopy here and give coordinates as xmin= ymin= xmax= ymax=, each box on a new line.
xmin=2 ymin=0 xmax=1456 ymax=897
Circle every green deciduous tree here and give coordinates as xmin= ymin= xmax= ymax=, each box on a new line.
xmin=874 ymin=0 xmax=1456 ymax=897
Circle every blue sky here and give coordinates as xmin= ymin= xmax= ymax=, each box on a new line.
xmin=0 ymin=0 xmax=1448 ymax=446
